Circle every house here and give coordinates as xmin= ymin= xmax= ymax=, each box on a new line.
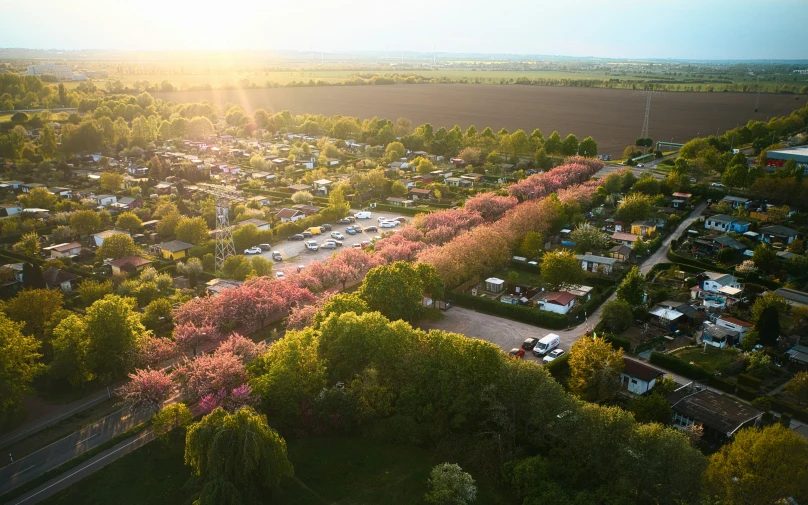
xmin=312 ymin=179 xmax=333 ymax=195
xmin=386 ymin=197 xmax=414 ymax=207
xmin=294 ymin=204 xmax=323 ymax=216
xmin=206 ymin=278 xmax=244 ymax=296
xmin=775 ymin=287 xmax=808 ymax=308
xmin=43 ymin=267 xmax=77 ymax=292
xmin=155 ymin=240 xmax=193 ymax=260
xmin=621 ymin=358 xmax=665 ymax=395
xmin=295 ymin=157 xmax=316 ymax=170
xmin=247 ymin=195 xmax=271 ymax=207
xmin=288 ymin=184 xmax=311 ymax=193
xmin=656 ymin=300 xmax=701 ymax=325
xmin=325 ymin=158 xmax=340 ymax=167
xmin=710 ymin=235 xmax=747 ymax=252
xmin=716 ymin=316 xmax=753 ymax=339
xmin=276 ymin=208 xmax=306 ymax=223
xmin=702 ymin=323 xmax=740 ymax=348
xmin=444 ymin=177 xmax=472 ymax=188
xmin=127 ymin=165 xmax=149 ymax=177
xmin=612 ymin=232 xmax=641 ymax=248
xmin=720 ymin=195 xmax=750 ymax=209
xmin=153 ymin=182 xmax=174 ymax=195
xmin=92 ymin=229 xmax=130 ymax=247
xmin=94 ymin=194 xmax=117 ymax=207
xmin=533 ymin=290 xmax=576 ymax=315
xmin=786 ymin=344 xmax=808 ymax=369
xmin=631 ymin=220 xmax=657 ymax=237
xmin=48 ymin=187 xmax=73 ymax=199
xmin=701 ymin=272 xmax=743 ymax=296
xmin=21 ymin=183 xmax=46 ymax=193
xmin=408 ymin=188 xmax=432 ymax=201
xmin=576 ymin=254 xmax=618 ymax=275
xmin=649 ymin=306 xmax=684 ymax=328
xmin=704 ymin=214 xmax=750 ymax=233
xmin=0 ymin=204 xmax=21 ymax=217
xmin=462 ymin=173 xmax=485 ymax=184
xmin=759 ymin=225 xmax=800 ymax=245
xmin=238 ymin=218 xmax=271 ymax=231
xmin=667 ymin=387 xmax=761 ymax=441
xmin=108 ymin=255 xmax=152 ymax=276
xmin=608 ymin=244 xmax=632 ymax=263
xmin=44 ymin=242 xmax=82 ymax=259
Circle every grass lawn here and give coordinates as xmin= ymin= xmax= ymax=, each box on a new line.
xmin=492 ymin=267 xmax=542 ymax=287
xmin=41 ymin=436 xmax=512 ymax=505
xmin=671 ymin=346 xmax=738 ymax=374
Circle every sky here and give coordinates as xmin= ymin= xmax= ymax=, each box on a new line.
xmin=1 ymin=0 xmax=807 ymax=60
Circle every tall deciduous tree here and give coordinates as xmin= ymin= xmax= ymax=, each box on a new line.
xmin=50 ymin=314 xmax=94 ymax=389
xmin=540 ymin=249 xmax=583 ymax=291
xmin=568 ymin=336 xmax=624 ymax=403
xmin=616 ymin=266 xmax=646 ymax=308
xmin=424 ymin=463 xmax=477 ymax=505
xmin=0 ymin=313 xmax=43 ymax=415
xmin=115 ymin=212 xmax=142 ymax=233
xmin=152 ymin=403 xmax=193 ymax=444
xmin=174 ymin=216 xmax=209 ymax=245
xmin=359 ymin=261 xmax=430 ymax=322
xmin=96 ymin=233 xmax=138 ymax=260
xmin=99 ymin=172 xmax=124 ymax=192
xmin=70 ymin=210 xmax=103 ymax=236
xmin=616 ymin=193 xmax=653 ymax=222
xmin=85 ymin=295 xmax=146 ymax=380
xmin=601 ymin=300 xmax=634 ymax=333
xmin=570 ymin=222 xmax=609 ymax=254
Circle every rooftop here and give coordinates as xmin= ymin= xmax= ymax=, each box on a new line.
xmin=667 ymin=388 xmax=760 ymax=436
xmin=157 ymin=240 xmax=193 ymax=252
xmin=622 ymin=358 xmax=664 ymax=382
xmin=108 ymin=255 xmax=152 ymax=269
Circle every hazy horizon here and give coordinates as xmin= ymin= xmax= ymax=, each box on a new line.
xmin=1 ymin=0 xmax=806 ymax=60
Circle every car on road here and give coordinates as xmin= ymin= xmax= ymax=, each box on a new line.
xmin=288 ymin=234 xmax=305 ymax=241
xmin=259 ymin=243 xmax=271 ymax=251
xmin=637 ymin=163 xmax=645 ymax=168
xmin=364 ymin=226 xmax=378 ymax=232
xmin=542 ymin=348 xmax=566 ymax=364
xmin=320 ymin=242 xmax=337 ymax=250
xmin=337 ymin=217 xmax=355 ymax=224
xmin=508 ymin=348 xmax=526 ymax=359
xmin=711 ymin=182 xmax=725 ymax=188
xmin=272 ymin=251 xmax=283 ymax=261
xmin=331 ymin=232 xmax=344 ymax=240
xmin=244 ymin=247 xmax=262 ymax=255
xmin=275 ymin=271 xmax=285 ymax=280
xmin=305 ymin=240 xmax=319 ymax=251
xmin=522 ymin=337 xmax=539 ymax=350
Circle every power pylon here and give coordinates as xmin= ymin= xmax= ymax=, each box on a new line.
xmin=197 ymin=183 xmax=243 ymax=271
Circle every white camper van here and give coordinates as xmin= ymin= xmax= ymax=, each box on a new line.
xmin=532 ymin=334 xmax=560 ymax=357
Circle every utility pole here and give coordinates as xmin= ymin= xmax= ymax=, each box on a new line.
xmin=197 ymin=183 xmax=243 ymax=271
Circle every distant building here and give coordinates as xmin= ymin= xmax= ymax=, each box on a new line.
xmin=764 ymin=145 xmax=808 ymax=173
xmin=27 ymin=64 xmax=75 ymax=80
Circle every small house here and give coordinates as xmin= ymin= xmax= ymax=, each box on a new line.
xmin=238 ymin=218 xmax=271 ymax=231
xmin=312 ymin=179 xmax=333 ymax=195
xmin=92 ymin=229 xmax=130 ymax=247
xmin=576 ymin=254 xmax=618 ymax=275
xmin=276 ymin=208 xmax=306 ymax=223
xmin=534 ymin=291 xmax=576 ymax=315
xmin=704 ymin=215 xmax=749 ymax=233
xmin=385 ymin=197 xmax=414 ymax=207
xmin=43 ymin=267 xmax=77 ymax=292
xmin=631 ymin=220 xmax=657 ymax=237
xmin=775 ymin=287 xmax=808 ymax=308
xmin=247 ymin=195 xmax=271 ymax=207
xmin=612 ymin=232 xmax=641 ymax=248
xmin=45 ymin=242 xmax=82 ymax=259
xmin=485 ymin=277 xmax=505 ymax=293
xmin=759 ymin=225 xmax=800 ymax=245
xmin=701 ymin=272 xmax=743 ymax=295
xmin=609 ymin=244 xmax=632 ymax=263
xmin=720 ymin=195 xmax=750 ymax=209
xmin=408 ymin=188 xmax=432 ymax=201
xmin=716 ymin=316 xmax=753 ymax=339
xmin=155 ymin=240 xmax=193 ymax=261
xmin=94 ymin=194 xmax=117 ymax=207
xmin=667 ymin=387 xmax=761 ymax=442
xmin=702 ymin=323 xmax=739 ymax=348
xmin=108 ymin=255 xmax=152 ymax=276
xmin=621 ymin=358 xmax=665 ymax=395
xmin=206 ymin=278 xmax=244 ymax=296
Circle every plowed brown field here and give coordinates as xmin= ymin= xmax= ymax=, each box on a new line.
xmin=153 ymin=85 xmax=803 ymax=156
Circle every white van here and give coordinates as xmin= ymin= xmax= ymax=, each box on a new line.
xmin=532 ymin=334 xmax=560 ymax=357
xmin=355 ymin=211 xmax=372 ymax=219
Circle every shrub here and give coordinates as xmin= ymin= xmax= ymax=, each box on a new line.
xmin=649 ymin=352 xmax=713 ymax=381
xmin=454 ymin=293 xmax=567 ymax=329
xmin=737 ymin=373 xmax=762 ymax=391
xmin=708 ymin=376 xmax=737 ymax=394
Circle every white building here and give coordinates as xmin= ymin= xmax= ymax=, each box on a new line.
xmin=716 ymin=316 xmax=753 ymax=339
xmin=27 ymin=64 xmax=75 ymax=80
xmin=620 ymin=358 xmax=664 ymax=395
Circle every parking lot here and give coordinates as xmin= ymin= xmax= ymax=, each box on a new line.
xmin=252 ymin=209 xmax=411 ymax=276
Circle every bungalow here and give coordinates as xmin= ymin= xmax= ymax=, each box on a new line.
xmin=621 ymin=358 xmax=665 ymax=395
xmin=786 ymin=344 xmax=808 ymax=369
xmin=702 ymin=323 xmax=739 ymax=348
xmin=444 ymin=177 xmax=473 ymax=188
xmin=720 ymin=195 xmax=750 ymax=209
xmin=43 ymin=267 xmax=77 ymax=292
xmin=462 ymin=173 xmax=485 ymax=185
xmin=127 ymin=165 xmax=149 ymax=177
xmin=631 ymin=219 xmax=657 ymax=237
xmin=21 ymin=183 xmax=46 ymax=193
xmin=656 ymin=300 xmax=701 ymax=325
xmin=389 ymin=161 xmax=403 ymax=170
xmin=94 ymin=194 xmax=117 ymax=207
xmin=704 ymin=214 xmax=750 ymax=233
xmin=716 ymin=316 xmax=753 ymax=339
xmin=206 ymin=278 xmax=244 ymax=296
xmin=312 ymin=179 xmax=333 ymax=195
xmin=576 ymin=254 xmax=617 ymax=275
xmin=1 ymin=181 xmax=25 ymax=191
xmin=667 ymin=387 xmax=761 ymax=442
xmin=701 ymin=272 xmax=743 ymax=295
xmin=409 ymin=188 xmax=432 ymax=201
xmin=295 ymin=157 xmax=316 ymax=170
xmin=92 ymin=229 xmax=130 ymax=247
xmin=276 ymin=208 xmax=306 ymax=223
xmin=325 ymin=158 xmax=340 ymax=167
xmin=711 ymin=235 xmax=746 ymax=252
xmin=612 ymin=232 xmax=641 ymax=248
xmin=533 ymin=290 xmax=576 ymax=315
xmin=288 ymin=184 xmax=311 ymax=193
xmin=775 ymin=287 xmax=808 ymax=308
xmin=48 ymin=187 xmax=73 ymax=199
xmin=247 ymin=195 xmax=271 ymax=207
xmin=155 ymin=240 xmax=193 ymax=261
xmin=44 ymin=242 xmax=82 ymax=259
xmin=108 ymin=255 xmax=152 ymax=276
xmin=386 ymin=197 xmax=414 ymax=208
xmin=609 ymin=244 xmax=632 ymax=263
xmin=0 ymin=204 xmax=20 ymax=217
xmin=153 ymin=182 xmax=174 ymax=195
xmin=294 ymin=204 xmax=323 ymax=217
xmin=759 ymin=225 xmax=800 ymax=245
xmin=238 ymin=218 xmax=271 ymax=231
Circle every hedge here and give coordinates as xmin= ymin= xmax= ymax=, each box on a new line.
xmin=769 ymin=397 xmax=808 ymax=423
xmin=737 ymin=373 xmax=762 ymax=390
xmin=734 ymin=386 xmax=760 ymax=402
xmin=666 ymin=250 xmax=731 ymax=273
xmin=649 ymin=351 xmax=713 ymax=381
xmin=0 ymin=225 xmax=58 ymax=245
xmin=370 ymin=203 xmax=436 ymax=216
xmin=708 ymin=375 xmax=737 ymax=394
xmin=454 ymin=293 xmax=568 ymax=329
xmin=604 ymin=333 xmax=631 ymax=352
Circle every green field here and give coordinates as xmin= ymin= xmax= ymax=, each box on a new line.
xmin=671 ymin=346 xmax=738 ymax=374
xmin=41 ymin=436 xmax=512 ymax=505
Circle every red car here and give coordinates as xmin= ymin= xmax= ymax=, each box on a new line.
xmin=360 ymin=240 xmax=371 ymax=248
xmin=508 ymin=348 xmax=525 ymax=359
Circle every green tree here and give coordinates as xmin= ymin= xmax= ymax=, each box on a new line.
xmin=752 ymin=244 xmax=777 ymax=272
xmin=631 ymin=175 xmax=661 ymax=196
xmin=540 ymin=249 xmax=583 ymax=291
xmin=250 ymin=256 xmax=273 ymax=277
xmin=415 ymin=156 xmax=436 ymax=175
xmin=632 ymin=237 xmax=649 ymax=258
xmin=0 ymin=313 xmax=44 ymax=415
xmin=601 ymin=300 xmax=634 ymax=333
xmin=291 ymin=191 xmax=314 ymax=205
xmin=221 ymin=255 xmax=253 ymax=281
xmin=155 ymin=210 xmax=181 ymax=237
xmin=703 ymin=425 xmax=808 ymax=505
xmin=19 ymin=186 xmax=57 ymax=209
xmin=617 ymin=193 xmax=653 ymax=222
xmin=570 ymin=223 xmax=608 ymax=254
xmin=785 ymin=371 xmax=808 ymax=406
xmin=384 ymin=141 xmax=406 ymax=161
xmin=518 ymin=231 xmax=544 ymax=258
xmin=174 ymin=216 xmax=209 ymax=245
xmin=722 ymin=162 xmax=749 ymax=189
xmin=185 ymin=407 xmax=294 ymax=504
xmin=568 ymin=336 xmax=624 ymax=403
xmin=544 ymin=131 xmax=562 ymax=155
xmin=187 ymin=116 xmax=214 ymax=140
xmin=561 ymin=133 xmax=579 ymax=156
xmin=616 ymin=266 xmax=646 ymax=308
xmin=77 ymin=279 xmax=113 ymax=305
xmin=390 ymin=181 xmax=407 ymax=197
xmin=360 ymin=261 xmax=428 ymax=322
xmin=535 ymin=148 xmax=552 ymax=170
xmin=99 ymin=172 xmax=123 ymax=192
xmin=2 ymin=288 xmax=64 ymax=350
xmin=50 ymin=314 xmax=94 ymax=389
xmin=628 ymin=392 xmax=672 ymax=424
xmin=115 ymin=212 xmax=142 ymax=234
xmin=12 ymin=231 xmax=40 ymax=257
xmin=327 ymin=184 xmax=350 ymax=218
xmin=96 ymin=233 xmax=137 ymax=260
xmin=152 ymin=403 xmax=193 ymax=444
xmin=85 ymin=295 xmax=145 ymax=380
xmin=424 ymin=463 xmax=477 ymax=505
xmin=578 ymin=136 xmax=598 ymax=157
xmin=70 ymin=210 xmax=103 ymax=236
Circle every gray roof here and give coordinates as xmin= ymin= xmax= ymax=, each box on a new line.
xmin=712 ymin=235 xmax=746 ymax=250
xmin=576 ymin=254 xmax=618 ymax=265
xmin=157 ymin=240 xmax=193 ymax=252
xmin=707 ymin=214 xmax=737 ymax=224
xmin=775 ymin=287 xmax=808 ymax=305
xmin=721 ymin=195 xmax=749 ymax=203
xmin=760 ymin=225 xmax=799 ymax=237
xmin=667 ymin=389 xmax=760 ymax=436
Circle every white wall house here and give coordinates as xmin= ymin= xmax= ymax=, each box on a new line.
xmin=620 ymin=358 xmax=664 ymax=395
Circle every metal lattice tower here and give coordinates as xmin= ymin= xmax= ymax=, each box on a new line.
xmin=640 ymin=92 xmax=652 ymax=139
xmin=197 ymin=183 xmax=243 ymax=271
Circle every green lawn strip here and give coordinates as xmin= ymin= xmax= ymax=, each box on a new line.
xmin=671 ymin=346 xmax=736 ymax=374
xmin=0 ymin=424 xmax=148 ymax=504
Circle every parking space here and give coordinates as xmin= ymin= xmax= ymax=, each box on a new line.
xmin=253 ymin=209 xmax=411 ymax=276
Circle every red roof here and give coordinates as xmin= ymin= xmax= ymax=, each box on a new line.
xmin=109 ymin=255 xmax=152 ymax=269
xmin=719 ymin=316 xmax=754 ymax=327
xmin=623 ymin=358 xmax=665 ymax=382
xmin=276 ymin=208 xmax=303 ymax=219
xmin=546 ymin=291 xmax=576 ymax=306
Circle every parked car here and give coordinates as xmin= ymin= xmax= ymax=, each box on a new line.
xmin=364 ymin=226 xmax=378 ymax=232
xmin=288 ymin=234 xmax=305 ymax=241
xmin=320 ymin=224 xmax=332 ymax=231
xmin=345 ymin=227 xmax=357 ymax=235
xmin=297 ymin=265 xmax=305 ymax=273
xmin=324 ymin=239 xmax=343 ymax=247
xmin=259 ymin=244 xmax=271 ymax=251
xmin=320 ymin=242 xmax=337 ymax=250
xmin=711 ymin=182 xmax=725 ymax=188
xmin=378 ymin=216 xmax=390 ymax=223
xmin=306 ymin=226 xmax=322 ymax=235
xmin=393 ymin=217 xmax=407 ymax=223
xmin=305 ymin=240 xmax=318 ymax=251
xmin=355 ymin=211 xmax=372 ymax=219
xmin=244 ymin=247 xmax=262 ymax=254
xmin=352 ymin=243 xmax=362 ymax=249
xmin=380 ymin=221 xmax=397 ymax=228
xmin=331 ymin=232 xmax=344 ymax=240
xmin=275 ymin=271 xmax=285 ymax=280
xmin=532 ymin=334 xmax=560 ymax=357
xmin=542 ymin=348 xmax=566 ymax=364
xmin=360 ymin=240 xmax=371 ymax=248
xmin=337 ymin=217 xmax=355 ymax=224
xmin=637 ymin=163 xmax=645 ymax=168
xmin=302 ymin=231 xmax=313 ymax=238
xmin=508 ymin=348 xmax=526 ymax=359
xmin=522 ymin=337 xmax=539 ymax=351
xmin=272 ymin=251 xmax=283 ymax=261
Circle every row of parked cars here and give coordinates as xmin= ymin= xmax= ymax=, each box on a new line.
xmin=244 ymin=244 xmax=283 ymax=262
xmin=508 ymin=333 xmax=564 ymax=363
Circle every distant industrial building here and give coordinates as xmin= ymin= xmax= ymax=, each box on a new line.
xmin=27 ymin=64 xmax=75 ymax=80
xmin=765 ymin=145 xmax=808 ymax=173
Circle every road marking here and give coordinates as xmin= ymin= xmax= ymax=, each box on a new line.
xmin=77 ymin=434 xmax=97 ymax=444
xmin=11 ymin=465 xmax=35 ymax=477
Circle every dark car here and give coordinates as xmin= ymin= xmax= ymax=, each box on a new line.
xmin=302 ymin=231 xmax=313 ymax=238
xmin=522 ymin=337 xmax=539 ymax=351
xmin=337 ymin=217 xmax=355 ymax=224
xmin=288 ymin=234 xmax=305 ymax=241
xmin=320 ymin=223 xmax=332 ymax=231
xmin=364 ymin=226 xmax=378 ymax=232
xmin=272 ymin=251 xmax=283 ymax=261
xmin=508 ymin=348 xmax=526 ymax=359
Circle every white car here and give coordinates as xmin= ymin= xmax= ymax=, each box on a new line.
xmin=320 ymin=242 xmax=337 ymax=250
xmin=542 ymin=349 xmax=566 ymax=364
xmin=275 ymin=271 xmax=285 ymax=280
xmin=330 ymin=231 xmax=344 ymax=240
xmin=380 ymin=221 xmax=397 ymax=228
xmin=244 ymin=247 xmax=262 ymax=255
xmin=305 ymin=240 xmax=318 ymax=251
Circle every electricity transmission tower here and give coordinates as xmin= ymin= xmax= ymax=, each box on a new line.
xmin=197 ymin=183 xmax=243 ymax=271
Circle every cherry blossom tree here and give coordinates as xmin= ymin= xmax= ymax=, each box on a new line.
xmin=464 ymin=192 xmax=518 ymax=222
xmin=508 ymin=161 xmax=601 ymax=200
xmin=117 ymin=368 xmax=174 ymax=414
xmin=216 ymin=333 xmax=266 ymax=364
xmin=198 ymin=384 xmax=258 ymax=415
xmin=136 ymin=336 xmax=177 ymax=368
xmin=174 ymin=322 xmax=217 ymax=357
xmin=174 ymin=351 xmax=247 ymax=402
xmin=374 ymin=232 xmax=425 ymax=262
